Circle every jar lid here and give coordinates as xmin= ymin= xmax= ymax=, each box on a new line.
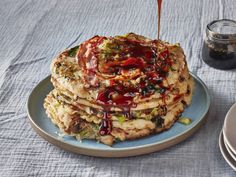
xmin=206 ymin=19 xmax=236 ymax=42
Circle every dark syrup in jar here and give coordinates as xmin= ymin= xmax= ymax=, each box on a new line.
xmin=202 ymin=19 xmax=236 ymax=70
xmin=202 ymin=41 xmax=236 ymax=70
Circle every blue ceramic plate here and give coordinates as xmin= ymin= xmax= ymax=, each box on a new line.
xmin=27 ymin=73 xmax=210 ymax=157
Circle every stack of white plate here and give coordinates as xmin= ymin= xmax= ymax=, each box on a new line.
xmin=219 ymin=103 xmax=236 ymax=171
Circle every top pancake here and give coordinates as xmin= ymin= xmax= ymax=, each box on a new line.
xmin=51 ymin=33 xmax=192 ymax=110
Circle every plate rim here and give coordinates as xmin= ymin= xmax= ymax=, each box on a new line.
xmin=222 ymin=131 xmax=236 ymax=162
xmin=27 ymin=72 xmax=211 ymax=157
xmin=219 ymin=130 xmax=236 ymax=171
xmin=223 ymin=103 xmax=236 ymax=155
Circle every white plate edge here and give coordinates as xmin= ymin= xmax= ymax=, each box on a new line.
xmin=219 ymin=130 xmax=236 ymax=171
xmin=223 ymin=103 xmax=236 ymax=155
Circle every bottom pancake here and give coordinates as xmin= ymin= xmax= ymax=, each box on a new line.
xmin=44 ymin=89 xmax=188 ymax=146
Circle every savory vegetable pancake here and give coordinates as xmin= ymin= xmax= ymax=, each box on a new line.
xmin=44 ymin=33 xmax=194 ymax=146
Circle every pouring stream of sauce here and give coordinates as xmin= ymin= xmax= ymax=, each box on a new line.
xmin=157 ymin=0 xmax=162 ymax=40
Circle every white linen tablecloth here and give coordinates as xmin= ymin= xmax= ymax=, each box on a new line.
xmin=0 ymin=0 xmax=236 ymax=176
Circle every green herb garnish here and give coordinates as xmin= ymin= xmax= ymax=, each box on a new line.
xmin=79 ymin=130 xmax=88 ymax=137
xmin=68 ymin=45 xmax=80 ymax=57
xmin=116 ymin=115 xmax=126 ymax=123
xmin=178 ymin=117 xmax=192 ymax=125
xmin=170 ymin=67 xmax=176 ymax=71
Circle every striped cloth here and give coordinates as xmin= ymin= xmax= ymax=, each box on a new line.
xmin=0 ymin=0 xmax=235 ymax=176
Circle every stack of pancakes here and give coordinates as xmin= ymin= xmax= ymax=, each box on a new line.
xmin=44 ymin=33 xmax=194 ymax=146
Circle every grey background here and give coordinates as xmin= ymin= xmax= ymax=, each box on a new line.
xmin=0 ymin=0 xmax=236 ymax=176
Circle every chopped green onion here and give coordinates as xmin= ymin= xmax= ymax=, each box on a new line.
xmin=178 ymin=117 xmax=192 ymax=125
xmin=68 ymin=45 xmax=80 ymax=57
xmin=116 ymin=115 xmax=126 ymax=123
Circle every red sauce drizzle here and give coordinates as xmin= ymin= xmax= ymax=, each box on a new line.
xmin=95 ymin=38 xmax=172 ymax=135
xmin=97 ymin=84 xmax=139 ymax=135
xmin=77 ymin=36 xmax=107 ymax=87
xmin=97 ymin=84 xmax=138 ymax=106
xmin=101 ymin=57 xmax=145 ymax=74
xmin=99 ymin=112 xmax=112 ymax=135
xmin=173 ymin=94 xmax=183 ymax=102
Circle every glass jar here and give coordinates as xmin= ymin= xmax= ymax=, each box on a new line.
xmin=202 ymin=19 xmax=236 ymax=70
